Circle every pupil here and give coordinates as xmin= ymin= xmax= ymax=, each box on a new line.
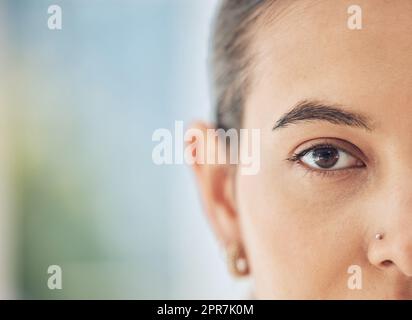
xmin=312 ymin=147 xmax=339 ymax=168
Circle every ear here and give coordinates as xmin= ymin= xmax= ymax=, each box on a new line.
xmin=187 ymin=122 xmax=242 ymax=249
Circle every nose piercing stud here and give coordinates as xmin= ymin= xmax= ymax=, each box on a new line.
xmin=375 ymin=233 xmax=384 ymax=240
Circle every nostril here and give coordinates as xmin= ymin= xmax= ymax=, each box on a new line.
xmin=381 ymin=260 xmax=393 ymax=267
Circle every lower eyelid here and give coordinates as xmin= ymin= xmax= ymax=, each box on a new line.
xmin=294 ymin=159 xmax=366 ymax=179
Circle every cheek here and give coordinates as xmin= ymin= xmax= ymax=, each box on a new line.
xmin=235 ymin=163 xmax=366 ymax=298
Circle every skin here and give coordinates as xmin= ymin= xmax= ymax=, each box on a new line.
xmin=192 ymin=0 xmax=412 ymax=299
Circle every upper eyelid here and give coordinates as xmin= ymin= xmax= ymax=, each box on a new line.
xmin=291 ymin=138 xmax=368 ymax=163
xmin=297 ymin=143 xmax=337 ymax=157
xmin=299 ymin=145 xmax=358 ymax=163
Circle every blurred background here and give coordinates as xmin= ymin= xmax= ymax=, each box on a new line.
xmin=0 ymin=0 xmax=250 ymax=299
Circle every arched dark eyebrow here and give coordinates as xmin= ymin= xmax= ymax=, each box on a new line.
xmin=272 ymin=100 xmax=373 ymax=131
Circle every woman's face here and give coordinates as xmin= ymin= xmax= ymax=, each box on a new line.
xmin=238 ymin=0 xmax=412 ymax=299
xmin=194 ymin=0 xmax=412 ymax=299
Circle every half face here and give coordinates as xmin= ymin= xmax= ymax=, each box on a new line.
xmin=237 ymin=0 xmax=412 ymax=299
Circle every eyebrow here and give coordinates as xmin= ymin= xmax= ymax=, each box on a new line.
xmin=272 ymin=100 xmax=373 ymax=131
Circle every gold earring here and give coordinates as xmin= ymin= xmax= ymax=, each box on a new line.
xmin=226 ymin=243 xmax=249 ymax=277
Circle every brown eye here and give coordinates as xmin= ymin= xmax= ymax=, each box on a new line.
xmin=299 ymin=145 xmax=362 ymax=171
xmin=311 ymin=147 xmax=339 ymax=169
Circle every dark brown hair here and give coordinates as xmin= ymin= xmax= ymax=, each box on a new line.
xmin=210 ymin=0 xmax=275 ymax=130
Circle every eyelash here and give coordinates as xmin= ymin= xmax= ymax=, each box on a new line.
xmin=286 ymin=142 xmax=365 ymax=178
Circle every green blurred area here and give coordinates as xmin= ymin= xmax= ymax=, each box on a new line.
xmin=3 ymin=0 xmax=220 ymax=299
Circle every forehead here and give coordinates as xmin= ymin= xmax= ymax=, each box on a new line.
xmin=248 ymin=0 xmax=412 ymax=130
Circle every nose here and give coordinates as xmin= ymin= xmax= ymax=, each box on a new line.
xmin=369 ymin=232 xmax=412 ymax=277
xmin=368 ymin=178 xmax=412 ymax=277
